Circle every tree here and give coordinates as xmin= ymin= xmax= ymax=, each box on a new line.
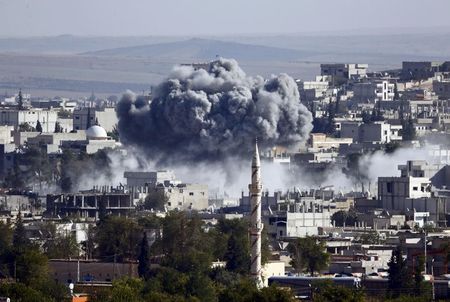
xmin=36 ymin=120 xmax=43 ymax=133
xmin=54 ymin=121 xmax=63 ymax=133
xmin=95 ymin=216 xmax=142 ymax=261
xmin=13 ymin=212 xmax=30 ymax=254
xmin=413 ymin=255 xmax=431 ymax=299
xmin=402 ymin=117 xmax=416 ymax=141
xmin=17 ymin=89 xmax=24 ymax=110
xmin=394 ymin=83 xmax=400 ymax=101
xmin=18 ymin=122 xmax=35 ymax=132
xmin=142 ymin=189 xmax=168 ymax=211
xmin=312 ymin=280 xmax=364 ymax=302
xmin=387 ymin=247 xmax=412 ymax=298
xmin=287 ymin=237 xmax=329 ymax=276
xmin=138 ymin=232 xmax=151 ymax=279
xmin=41 ymin=222 xmax=79 ymax=259
xmin=331 ymin=209 xmax=358 ymax=227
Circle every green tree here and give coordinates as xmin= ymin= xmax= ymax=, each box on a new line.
xmin=223 ymin=219 xmax=250 ymax=274
xmin=413 ymin=255 xmax=431 ymax=298
xmin=387 ymin=247 xmax=412 ymax=298
xmin=17 ymin=89 xmax=24 ymax=110
xmin=54 ymin=121 xmax=63 ymax=133
xmin=287 ymin=237 xmax=329 ymax=276
xmin=312 ymin=280 xmax=364 ymax=302
xmin=331 ymin=209 xmax=358 ymax=227
xmin=157 ymin=212 xmax=212 ymax=274
xmin=95 ymin=216 xmax=142 ymax=261
xmin=110 ymin=277 xmax=144 ymax=302
xmin=402 ymin=117 xmax=416 ymax=141
xmin=142 ymin=189 xmax=168 ymax=211
xmin=0 ymin=282 xmax=49 ymax=302
xmin=18 ymin=122 xmax=35 ymax=132
xmin=41 ymin=222 xmax=79 ymax=259
xmin=36 ymin=120 xmax=43 ymax=133
xmin=15 ymin=248 xmax=49 ymax=285
xmin=138 ymin=232 xmax=151 ymax=279
xmin=13 ymin=212 xmax=30 ymax=254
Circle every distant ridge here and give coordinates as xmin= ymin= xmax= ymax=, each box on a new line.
xmin=82 ymin=38 xmax=310 ymax=61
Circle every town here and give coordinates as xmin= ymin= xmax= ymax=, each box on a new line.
xmin=1 ymin=58 xmax=450 ymax=301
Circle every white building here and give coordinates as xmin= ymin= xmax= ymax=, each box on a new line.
xmin=124 ymin=170 xmax=209 ymax=211
xmin=0 ymin=109 xmax=58 ymax=132
xmin=73 ymin=107 xmax=117 ymax=132
xmin=352 ymin=80 xmax=395 ymax=101
xmin=341 ymin=121 xmax=402 ymax=143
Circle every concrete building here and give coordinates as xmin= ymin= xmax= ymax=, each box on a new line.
xmin=352 ymin=80 xmax=395 ymax=101
xmin=401 ymin=61 xmax=442 ymax=81
xmin=433 ymin=80 xmax=450 ymax=100
xmin=27 ymin=131 xmax=87 ymax=153
xmin=124 ymin=170 xmax=176 ymax=187
xmin=267 ymin=198 xmax=333 ymax=238
xmin=49 ymin=260 xmax=138 ymax=283
xmin=162 ymin=183 xmax=208 ymax=211
xmin=321 ymin=63 xmax=368 ymax=85
xmin=60 ymin=125 xmax=118 ymax=154
xmin=296 ymin=76 xmax=331 ymax=102
xmin=73 ymin=107 xmax=117 ymax=132
xmin=309 ymin=133 xmax=353 ymax=150
xmin=0 ymin=109 xmax=58 ymax=132
xmin=46 ymin=191 xmax=134 ymax=220
xmin=0 ymin=126 xmax=13 ymax=144
xmin=341 ymin=121 xmax=401 ymax=143
xmin=124 ymin=170 xmax=208 ymax=211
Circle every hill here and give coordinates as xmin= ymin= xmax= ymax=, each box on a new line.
xmin=83 ymin=38 xmax=310 ymax=61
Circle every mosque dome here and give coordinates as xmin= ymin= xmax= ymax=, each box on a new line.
xmin=86 ymin=125 xmax=108 ymax=140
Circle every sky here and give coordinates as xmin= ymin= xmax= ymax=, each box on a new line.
xmin=1 ymin=0 xmax=450 ymax=37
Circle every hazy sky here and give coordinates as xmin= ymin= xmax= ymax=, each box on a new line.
xmin=1 ymin=0 xmax=450 ymax=37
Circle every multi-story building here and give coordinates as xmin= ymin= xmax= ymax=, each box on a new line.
xmin=320 ymin=63 xmax=368 ymax=85
xmin=401 ymin=61 xmax=442 ymax=81
xmin=0 ymin=109 xmax=58 ymax=132
xmin=46 ymin=190 xmax=134 ymax=220
xmin=352 ymin=80 xmax=395 ymax=102
xmin=124 ymin=170 xmax=209 ymax=211
xmin=73 ymin=107 xmax=117 ymax=132
xmin=340 ymin=121 xmax=401 ymax=143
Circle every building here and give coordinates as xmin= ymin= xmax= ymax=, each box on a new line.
xmin=267 ymin=198 xmax=333 ymax=238
xmin=46 ymin=190 xmax=134 ymax=220
xmin=320 ymin=64 xmax=368 ymax=85
xmin=49 ymin=260 xmax=138 ymax=283
xmin=401 ymin=61 xmax=442 ymax=81
xmin=352 ymin=80 xmax=395 ymax=101
xmin=0 ymin=109 xmax=58 ymax=132
xmin=309 ymin=133 xmax=353 ymax=150
xmin=60 ymin=125 xmax=118 ymax=154
xmin=124 ymin=170 xmax=209 ymax=211
xmin=433 ymin=80 xmax=450 ymax=100
xmin=73 ymin=107 xmax=117 ymax=132
xmin=341 ymin=121 xmax=402 ymax=143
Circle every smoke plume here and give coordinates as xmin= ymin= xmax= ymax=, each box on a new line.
xmin=117 ymin=58 xmax=313 ymax=163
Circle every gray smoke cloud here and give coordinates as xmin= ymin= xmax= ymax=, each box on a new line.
xmin=117 ymin=58 xmax=313 ymax=162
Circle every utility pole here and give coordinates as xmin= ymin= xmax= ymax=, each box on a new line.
xmin=431 ymin=257 xmax=435 ymax=301
xmin=424 ymin=230 xmax=427 ymax=274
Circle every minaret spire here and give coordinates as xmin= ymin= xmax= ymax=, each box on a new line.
xmin=249 ymin=139 xmax=263 ymax=286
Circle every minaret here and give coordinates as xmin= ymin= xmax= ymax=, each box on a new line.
xmin=249 ymin=140 xmax=263 ymax=286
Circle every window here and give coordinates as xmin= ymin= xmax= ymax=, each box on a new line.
xmin=413 ymin=186 xmax=418 ymax=191
xmin=189 ymin=192 xmax=194 ymax=196
xmin=75 ymin=116 xmax=80 ymax=120
xmin=386 ymin=182 xmax=393 ymax=193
